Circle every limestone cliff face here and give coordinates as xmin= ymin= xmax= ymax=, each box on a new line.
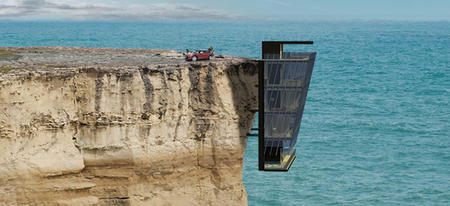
xmin=0 ymin=48 xmax=258 ymax=205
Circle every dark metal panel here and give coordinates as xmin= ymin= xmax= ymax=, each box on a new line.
xmin=263 ymin=41 xmax=314 ymax=45
xmin=262 ymin=43 xmax=282 ymax=59
xmin=258 ymin=45 xmax=265 ymax=170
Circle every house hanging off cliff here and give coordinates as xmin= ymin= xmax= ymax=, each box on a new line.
xmin=258 ymin=41 xmax=316 ymax=171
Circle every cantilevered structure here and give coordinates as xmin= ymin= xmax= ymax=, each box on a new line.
xmin=259 ymin=41 xmax=316 ymax=171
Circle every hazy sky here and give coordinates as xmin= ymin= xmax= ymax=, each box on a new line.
xmin=0 ymin=0 xmax=448 ymax=21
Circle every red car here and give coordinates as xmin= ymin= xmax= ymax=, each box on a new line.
xmin=185 ymin=50 xmax=213 ymax=61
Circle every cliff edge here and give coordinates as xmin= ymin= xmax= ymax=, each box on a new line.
xmin=0 ymin=47 xmax=259 ymax=205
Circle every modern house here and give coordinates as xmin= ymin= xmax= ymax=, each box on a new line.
xmin=259 ymin=41 xmax=316 ymax=171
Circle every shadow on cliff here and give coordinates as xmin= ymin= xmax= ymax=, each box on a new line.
xmin=225 ymin=61 xmax=260 ymax=147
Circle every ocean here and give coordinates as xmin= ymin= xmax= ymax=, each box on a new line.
xmin=1 ymin=21 xmax=449 ymax=205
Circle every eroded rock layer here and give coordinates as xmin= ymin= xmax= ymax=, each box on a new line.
xmin=0 ymin=47 xmax=258 ymax=205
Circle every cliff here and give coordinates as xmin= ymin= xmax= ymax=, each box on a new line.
xmin=0 ymin=47 xmax=259 ymax=205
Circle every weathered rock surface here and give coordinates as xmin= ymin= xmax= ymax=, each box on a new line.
xmin=0 ymin=47 xmax=259 ymax=205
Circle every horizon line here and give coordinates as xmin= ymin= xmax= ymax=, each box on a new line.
xmin=0 ymin=19 xmax=449 ymax=23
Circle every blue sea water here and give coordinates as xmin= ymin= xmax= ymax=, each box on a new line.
xmin=1 ymin=21 xmax=449 ymax=205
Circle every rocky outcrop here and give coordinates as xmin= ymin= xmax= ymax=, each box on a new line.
xmin=0 ymin=47 xmax=259 ymax=205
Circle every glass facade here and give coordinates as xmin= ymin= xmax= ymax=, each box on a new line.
xmin=259 ymin=42 xmax=316 ymax=171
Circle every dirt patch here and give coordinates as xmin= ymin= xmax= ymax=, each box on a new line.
xmin=0 ymin=49 xmax=21 ymax=61
xmin=0 ymin=65 xmax=26 ymax=73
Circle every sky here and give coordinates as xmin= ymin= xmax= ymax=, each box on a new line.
xmin=0 ymin=0 xmax=449 ymax=21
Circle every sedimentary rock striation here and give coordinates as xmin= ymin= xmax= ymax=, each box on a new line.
xmin=0 ymin=47 xmax=259 ymax=205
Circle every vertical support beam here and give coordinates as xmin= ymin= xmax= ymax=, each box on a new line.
xmin=258 ymin=57 xmax=265 ymax=171
xmin=280 ymin=44 xmax=283 ymax=59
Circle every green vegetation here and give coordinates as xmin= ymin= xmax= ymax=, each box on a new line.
xmin=208 ymin=46 xmax=215 ymax=54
